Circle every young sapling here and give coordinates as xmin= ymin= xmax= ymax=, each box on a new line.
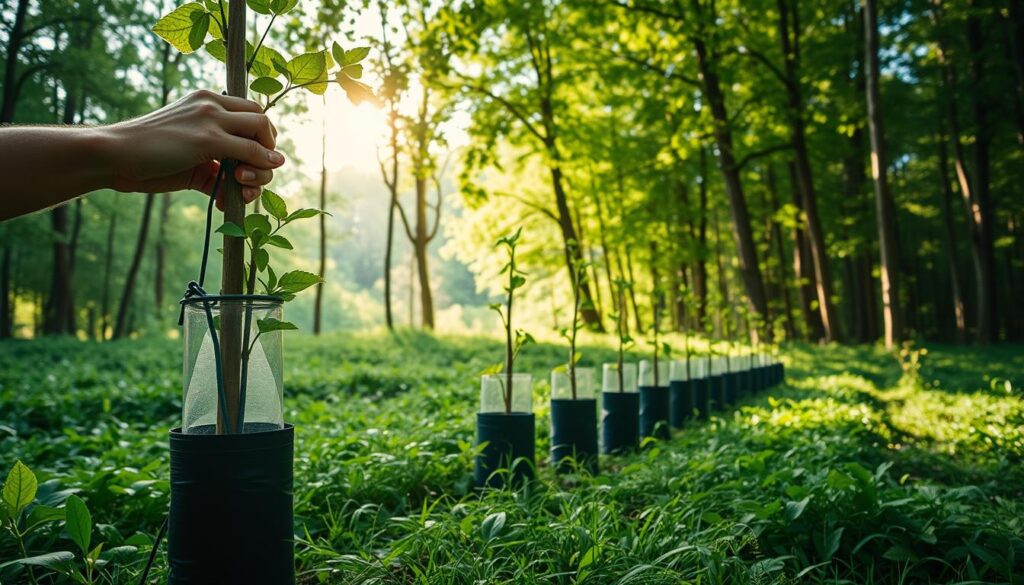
xmin=611 ymin=277 xmax=634 ymax=392
xmin=556 ymin=240 xmax=589 ymax=400
xmin=483 ymin=227 xmax=534 ymax=414
xmin=154 ymin=0 xmax=373 ymax=433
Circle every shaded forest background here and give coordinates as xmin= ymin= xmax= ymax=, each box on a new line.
xmin=1 ymin=0 xmax=1022 ymax=348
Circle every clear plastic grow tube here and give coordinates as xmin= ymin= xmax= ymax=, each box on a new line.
xmin=181 ymin=295 xmax=285 ymax=434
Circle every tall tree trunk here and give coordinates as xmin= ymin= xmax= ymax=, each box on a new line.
xmin=113 ymin=195 xmax=155 ymax=339
xmin=766 ymin=166 xmax=797 ymax=340
xmin=574 ymin=204 xmax=603 ymax=318
xmin=862 ymin=0 xmax=903 ymax=348
xmin=592 ymin=182 xmax=618 ymax=329
xmin=966 ymin=0 xmax=998 ymax=342
xmin=694 ymin=147 xmax=709 ymax=330
xmin=65 ymin=199 xmax=84 ymax=334
xmin=691 ymin=33 xmax=769 ymax=324
xmin=713 ymin=204 xmax=730 ymax=339
xmin=0 ymin=0 xmax=29 ymax=123
xmin=549 ymin=164 xmax=602 ymax=330
xmin=413 ymin=175 xmax=435 ymax=329
xmin=777 ymin=0 xmax=841 ymax=341
xmin=100 ymin=210 xmax=117 ymax=340
xmin=382 ymin=102 xmax=399 ymax=331
xmin=937 ymin=121 xmax=967 ymax=342
xmin=624 ymin=245 xmax=644 ymax=333
xmin=154 ymin=193 xmax=171 ymax=313
xmin=789 ymin=162 xmax=824 ymax=340
xmin=43 ymin=207 xmax=72 ymax=335
xmin=314 ymin=105 xmax=327 ymax=335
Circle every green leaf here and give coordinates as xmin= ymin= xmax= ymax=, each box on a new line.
xmin=481 ymin=362 xmax=504 ymax=376
xmin=205 ymin=40 xmax=226 ymax=62
xmin=269 ymin=0 xmax=299 ymax=14
xmin=188 ymin=11 xmax=210 ymax=52
xmin=284 ymin=208 xmax=322 ymax=222
xmin=306 ymin=65 xmax=330 ymax=96
xmin=331 ymin=42 xmax=345 ymax=67
xmin=783 ymin=497 xmax=810 ymax=523
xmin=276 ymin=270 xmax=321 ymax=293
xmin=266 ymin=265 xmax=278 ymax=291
xmin=261 ymin=189 xmax=287 ymax=220
xmin=87 ymin=543 xmax=103 ymax=565
xmin=207 ymin=3 xmax=225 ymax=39
xmin=3 ymin=460 xmax=37 ymax=517
xmin=254 ymin=248 xmax=269 ymax=272
xmin=246 ymin=0 xmax=271 ymax=14
xmin=338 ymin=75 xmax=375 ymax=105
xmin=267 ymin=235 xmax=292 ymax=249
xmin=25 ymin=504 xmax=64 ymax=531
xmin=0 ymin=551 xmax=75 ymax=571
xmin=250 ymin=76 xmax=283 ymax=96
xmin=65 ymin=495 xmax=91 ymax=555
xmin=480 ymin=512 xmax=506 ymax=541
xmin=341 ymin=63 xmax=364 ymax=80
xmin=342 ymin=46 xmax=370 ymax=65
xmin=244 ymin=214 xmax=272 ymax=240
xmin=246 ymin=43 xmax=285 ymax=78
xmin=578 ymin=546 xmax=597 ymax=569
xmin=496 ymin=227 xmax=523 ymax=248
xmin=286 ymin=52 xmax=326 ymax=86
xmin=216 ymin=222 xmax=245 ymax=238
xmin=152 ymin=3 xmax=207 ymax=54
xmin=256 ymin=317 xmax=298 ymax=333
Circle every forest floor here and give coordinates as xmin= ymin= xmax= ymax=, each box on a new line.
xmin=1 ymin=334 xmax=1022 ymax=584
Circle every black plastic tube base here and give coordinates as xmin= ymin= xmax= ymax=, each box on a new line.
xmin=639 ymin=386 xmax=670 ymax=440
xmin=669 ymin=380 xmax=693 ymax=428
xmin=475 ymin=412 xmax=535 ymax=488
xmin=168 ymin=424 xmax=294 ymax=585
xmin=550 ymin=399 xmax=598 ymax=474
xmin=601 ymin=391 xmax=639 ymax=454
xmin=694 ymin=377 xmax=711 ymax=420
xmin=707 ymin=375 xmax=723 ymax=413
xmin=723 ymin=372 xmax=737 ymax=407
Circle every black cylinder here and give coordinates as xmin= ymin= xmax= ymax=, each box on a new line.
xmin=550 ymin=399 xmax=598 ymax=474
xmin=669 ymin=380 xmax=693 ymax=428
xmin=707 ymin=375 xmax=723 ymax=412
xmin=169 ymin=424 xmax=294 ymax=585
xmin=724 ymin=372 xmax=738 ymax=406
xmin=694 ymin=377 xmax=711 ymax=420
xmin=639 ymin=386 xmax=670 ymax=440
xmin=601 ymin=391 xmax=639 ymax=454
xmin=475 ymin=412 xmax=535 ymax=488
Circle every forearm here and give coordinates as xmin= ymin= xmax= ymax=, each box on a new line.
xmin=0 ymin=126 xmax=116 ymax=221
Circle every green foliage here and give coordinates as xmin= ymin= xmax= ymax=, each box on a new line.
xmin=1 ymin=338 xmax=1022 ymax=582
xmin=153 ymin=1 xmax=374 ymax=110
xmin=486 ymin=227 xmax=532 ymax=411
xmin=216 ymin=189 xmax=324 ymax=314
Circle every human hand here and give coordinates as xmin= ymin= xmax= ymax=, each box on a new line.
xmin=102 ymin=89 xmax=285 ymax=208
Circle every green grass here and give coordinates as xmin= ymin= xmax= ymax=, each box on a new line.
xmin=1 ymin=334 xmax=1022 ymax=584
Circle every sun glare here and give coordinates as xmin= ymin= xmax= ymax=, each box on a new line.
xmin=288 ymin=96 xmax=390 ymax=176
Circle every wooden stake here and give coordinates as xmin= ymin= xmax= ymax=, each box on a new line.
xmin=218 ymin=0 xmax=247 ymax=434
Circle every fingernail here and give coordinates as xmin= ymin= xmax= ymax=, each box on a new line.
xmin=240 ymin=169 xmax=255 ymax=181
xmin=268 ymin=150 xmax=285 ymax=165
xmin=243 ymin=187 xmax=258 ymax=202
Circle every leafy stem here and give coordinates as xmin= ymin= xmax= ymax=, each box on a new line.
xmin=247 ymin=14 xmax=277 ymax=72
xmin=486 ymin=228 xmax=531 ymax=413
